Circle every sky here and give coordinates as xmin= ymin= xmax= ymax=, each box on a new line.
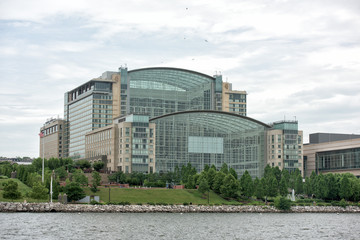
xmin=1 ymin=0 xmax=360 ymax=158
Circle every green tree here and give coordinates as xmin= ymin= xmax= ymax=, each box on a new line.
xmin=315 ymin=174 xmax=328 ymax=199
xmin=220 ymin=173 xmax=240 ymax=198
xmin=240 ymin=170 xmax=253 ymax=198
xmin=339 ymin=175 xmax=352 ymax=200
xmin=220 ymin=163 xmax=229 ymax=175
xmin=295 ymin=175 xmax=303 ymax=194
xmin=3 ymin=180 xmax=21 ymax=200
xmin=254 ymin=177 xmax=265 ymax=199
xmin=198 ymin=176 xmax=210 ymax=194
xmin=325 ymin=173 xmax=338 ymax=200
xmin=65 ymin=182 xmax=86 ymax=202
xmin=303 ymin=177 xmax=312 ymax=197
xmin=29 ymin=181 xmax=49 ymax=199
xmin=55 ymin=166 xmax=68 ymax=180
xmin=229 ymin=168 xmax=238 ymax=180
xmin=92 ymin=171 xmax=102 ymax=191
xmin=212 ymin=171 xmax=226 ymax=193
xmin=185 ymin=175 xmax=196 ymax=189
xmin=72 ymin=170 xmax=88 ymax=186
xmin=75 ymin=160 xmax=91 ymax=170
xmin=265 ymin=175 xmax=278 ymax=198
xmin=279 ymin=176 xmax=288 ymax=197
xmin=206 ymin=168 xmax=217 ymax=189
xmin=93 ymin=161 xmax=104 ymax=172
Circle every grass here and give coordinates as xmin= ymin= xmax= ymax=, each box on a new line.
xmin=0 ymin=178 xmax=52 ymax=203
xmin=84 ymin=187 xmax=239 ymax=205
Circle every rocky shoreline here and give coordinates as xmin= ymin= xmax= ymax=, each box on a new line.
xmin=1 ymin=202 xmax=360 ymax=213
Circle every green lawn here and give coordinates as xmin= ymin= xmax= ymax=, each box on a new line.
xmin=84 ymin=187 xmax=239 ymax=205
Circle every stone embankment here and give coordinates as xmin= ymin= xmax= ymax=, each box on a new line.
xmin=1 ymin=202 xmax=360 ymax=213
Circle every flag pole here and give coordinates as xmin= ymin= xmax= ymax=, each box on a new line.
xmin=42 ymin=123 xmax=45 ymax=183
xmin=50 ymin=170 xmax=53 ymax=203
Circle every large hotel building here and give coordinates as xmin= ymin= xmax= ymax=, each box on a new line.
xmin=40 ymin=67 xmax=306 ymax=178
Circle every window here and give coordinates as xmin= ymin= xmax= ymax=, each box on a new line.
xmin=278 ymin=155 xmax=281 ymax=159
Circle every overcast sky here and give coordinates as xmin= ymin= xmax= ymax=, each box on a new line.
xmin=1 ymin=0 xmax=360 ymax=158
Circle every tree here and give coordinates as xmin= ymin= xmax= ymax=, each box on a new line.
xmin=220 ymin=174 xmax=240 ymax=198
xmin=265 ymin=175 xmax=278 ymax=198
xmin=76 ymin=160 xmax=91 ymax=170
xmin=254 ymin=178 xmax=265 ymax=199
xmin=325 ymin=173 xmax=338 ymax=200
xmin=72 ymin=170 xmax=88 ymax=186
xmin=29 ymin=181 xmax=49 ymax=199
xmin=279 ymin=176 xmax=288 ymax=197
xmin=220 ymin=163 xmax=229 ymax=175
xmin=240 ymin=170 xmax=253 ymax=198
xmin=339 ymin=175 xmax=352 ymax=200
xmin=303 ymin=177 xmax=312 ymax=197
xmin=229 ymin=168 xmax=238 ymax=180
xmin=185 ymin=175 xmax=196 ymax=189
xmin=198 ymin=176 xmax=210 ymax=194
xmin=206 ymin=168 xmax=217 ymax=188
xmin=93 ymin=161 xmax=104 ymax=172
xmin=212 ymin=171 xmax=226 ymax=193
xmin=3 ymin=180 xmax=21 ymax=200
xmin=65 ymin=182 xmax=86 ymax=202
xmin=295 ymin=175 xmax=303 ymax=194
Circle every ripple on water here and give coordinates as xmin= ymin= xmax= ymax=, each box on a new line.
xmin=1 ymin=213 xmax=360 ymax=240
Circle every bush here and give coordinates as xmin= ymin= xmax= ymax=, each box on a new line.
xmin=339 ymin=199 xmax=347 ymax=208
xmin=147 ymin=202 xmax=155 ymax=205
xmin=274 ymin=196 xmax=291 ymax=211
xmin=90 ymin=200 xmax=102 ymax=205
xmin=183 ymin=202 xmax=189 ymax=206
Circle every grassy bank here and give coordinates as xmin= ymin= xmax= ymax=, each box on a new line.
xmin=0 ymin=178 xmax=50 ymax=203
xmin=84 ymin=187 xmax=239 ymax=205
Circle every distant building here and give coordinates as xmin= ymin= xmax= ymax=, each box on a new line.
xmin=266 ymin=121 xmax=304 ymax=176
xmin=303 ymin=133 xmax=360 ymax=177
xmin=221 ymin=82 xmax=247 ymax=116
xmin=39 ymin=118 xmax=65 ymax=159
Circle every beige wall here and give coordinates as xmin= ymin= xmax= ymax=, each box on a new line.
xmin=304 ymin=138 xmax=360 ymax=177
xmin=266 ymin=129 xmax=303 ymax=176
xmin=221 ymin=82 xmax=247 ymax=116
xmin=39 ymin=119 xmax=64 ymax=159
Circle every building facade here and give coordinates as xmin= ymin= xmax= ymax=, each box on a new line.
xmin=266 ymin=121 xmax=304 ymax=176
xmin=221 ymin=82 xmax=247 ymax=116
xmin=303 ymin=133 xmax=360 ymax=177
xmin=39 ymin=118 xmax=65 ymax=159
xmin=150 ymin=110 xmax=268 ymax=178
xmin=62 ymin=67 xmax=247 ymax=160
xmin=85 ymin=114 xmax=156 ymax=174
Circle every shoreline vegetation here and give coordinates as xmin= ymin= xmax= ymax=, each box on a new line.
xmin=1 ymin=202 xmax=360 ymax=213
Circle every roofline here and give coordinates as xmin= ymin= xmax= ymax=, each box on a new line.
xmin=128 ymin=67 xmax=216 ymax=80
xmin=150 ymin=110 xmax=271 ymax=128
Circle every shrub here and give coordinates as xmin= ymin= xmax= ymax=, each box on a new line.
xmin=90 ymin=200 xmax=102 ymax=205
xmin=183 ymin=202 xmax=189 ymax=206
xmin=274 ymin=196 xmax=291 ymax=211
xmin=339 ymin=199 xmax=347 ymax=208
xmin=147 ymin=202 xmax=155 ymax=205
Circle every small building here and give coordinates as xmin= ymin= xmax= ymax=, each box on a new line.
xmin=303 ymin=133 xmax=360 ymax=177
xmin=85 ymin=114 xmax=156 ymax=174
xmin=266 ymin=121 xmax=304 ymax=176
xmin=39 ymin=118 xmax=65 ymax=159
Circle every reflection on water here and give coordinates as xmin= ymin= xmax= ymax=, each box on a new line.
xmin=1 ymin=212 xmax=359 ymax=240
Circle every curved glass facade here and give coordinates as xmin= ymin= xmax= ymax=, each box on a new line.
xmin=128 ymin=68 xmax=216 ymax=118
xmin=150 ymin=110 xmax=270 ymax=178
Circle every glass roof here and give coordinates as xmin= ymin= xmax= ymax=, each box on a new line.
xmin=150 ymin=110 xmax=270 ymax=133
xmin=128 ymin=67 xmax=215 ymax=91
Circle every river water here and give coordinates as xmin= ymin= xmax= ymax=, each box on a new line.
xmin=1 ymin=212 xmax=359 ymax=239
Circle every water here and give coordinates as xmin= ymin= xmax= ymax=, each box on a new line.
xmin=1 ymin=212 xmax=359 ymax=240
